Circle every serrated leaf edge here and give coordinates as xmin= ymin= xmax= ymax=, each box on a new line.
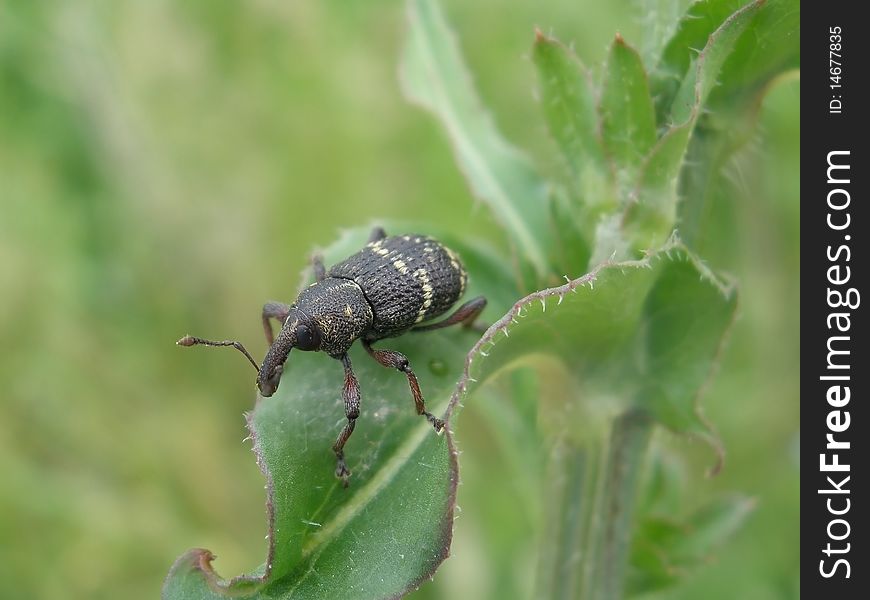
xmin=444 ymin=233 xmax=736 ymax=470
xmin=623 ymin=0 xmax=766 ymax=241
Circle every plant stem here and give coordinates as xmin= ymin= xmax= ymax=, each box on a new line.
xmin=537 ymin=440 xmax=600 ymax=600
xmin=587 ymin=409 xmax=653 ymax=599
xmin=538 ymin=408 xmax=653 ymax=600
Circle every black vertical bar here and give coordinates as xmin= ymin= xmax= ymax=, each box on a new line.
xmin=803 ymin=2 xmax=868 ymax=596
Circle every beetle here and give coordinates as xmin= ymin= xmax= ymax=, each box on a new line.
xmin=177 ymin=227 xmax=486 ymax=486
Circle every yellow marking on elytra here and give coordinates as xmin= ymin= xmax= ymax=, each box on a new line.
xmin=393 ymin=259 xmax=409 ymax=275
xmin=444 ymin=245 xmax=462 ymax=273
xmin=370 ymin=239 xmax=390 ymax=256
xmin=413 ymin=268 xmax=434 ymax=323
xmin=344 ymin=304 xmax=353 ymax=318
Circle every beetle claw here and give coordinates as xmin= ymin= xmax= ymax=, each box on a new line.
xmin=335 ymin=458 xmax=352 ymax=487
xmin=426 ymin=414 xmax=446 ymax=434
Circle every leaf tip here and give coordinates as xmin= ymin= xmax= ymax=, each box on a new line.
xmin=163 ymin=548 xmax=220 ymax=597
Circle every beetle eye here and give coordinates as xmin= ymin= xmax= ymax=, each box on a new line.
xmin=295 ymin=323 xmax=320 ymax=351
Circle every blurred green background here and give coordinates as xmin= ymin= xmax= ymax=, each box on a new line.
xmin=0 ymin=0 xmax=798 ymax=598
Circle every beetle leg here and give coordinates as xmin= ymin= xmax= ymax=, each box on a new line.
xmin=311 ymin=254 xmax=327 ymax=282
xmin=362 ymin=340 xmax=444 ymax=432
xmin=262 ymin=302 xmax=293 ymax=346
xmin=368 ymin=226 xmax=387 ymax=243
xmin=413 ymin=295 xmax=487 ymax=333
xmin=332 ymin=353 xmax=361 ymax=488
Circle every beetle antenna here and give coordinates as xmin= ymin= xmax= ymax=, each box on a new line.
xmin=176 ymin=335 xmax=260 ymax=372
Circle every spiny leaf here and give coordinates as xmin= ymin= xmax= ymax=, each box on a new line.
xmin=439 ymin=237 xmax=736 ymax=599
xmin=446 ymin=235 xmax=737 ymax=451
xmin=533 ymin=31 xmax=616 ymax=262
xmin=599 ymin=34 xmax=657 ymax=186
xmin=623 ymin=0 xmax=764 ymax=250
xmin=635 ymin=0 xmax=696 ymax=67
xmin=649 ymin=0 xmax=749 ymax=124
xmin=703 ymin=0 xmax=799 ymax=116
xmin=532 ymin=31 xmax=607 ymax=183
xmin=668 ymin=0 xmax=764 ymax=126
xmin=399 ymin=0 xmax=556 ymax=284
xmin=679 ymin=0 xmax=799 ymax=246
xmin=622 ymin=124 xmax=692 ymax=249
xmin=640 ymin=251 xmax=736 ymax=448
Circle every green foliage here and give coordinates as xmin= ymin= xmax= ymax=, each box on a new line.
xmin=0 ymin=0 xmax=796 ymax=598
xmin=600 ymin=36 xmax=657 ymax=184
xmin=628 ymin=447 xmax=757 ymax=596
xmin=531 ymin=33 xmax=605 ymax=183
xmin=163 ymin=0 xmax=797 ymax=598
xmin=400 ymin=0 xmax=557 ymax=285
xmin=675 ymin=0 xmax=801 ymax=247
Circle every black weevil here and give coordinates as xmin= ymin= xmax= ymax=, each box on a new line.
xmin=178 ymin=227 xmax=486 ymax=486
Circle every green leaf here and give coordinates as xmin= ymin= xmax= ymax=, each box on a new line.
xmin=599 ymin=35 xmax=657 ymax=185
xmin=636 ymin=449 xmax=687 ymax=515
xmin=165 ymin=332 xmax=470 ymax=600
xmin=668 ymin=0 xmax=764 ymax=127
xmin=623 ymin=0 xmax=764 ymax=250
xmin=532 ymin=32 xmax=616 ymax=260
xmin=623 ymin=124 xmax=692 ymax=250
xmin=163 ymin=227 xmax=495 ymax=600
xmin=451 ymin=235 xmax=736 ymax=446
xmin=636 ymin=0 xmax=695 ymax=67
xmin=628 ymin=451 xmax=754 ymax=596
xmin=672 ymin=495 xmax=756 ymax=560
xmin=532 ymin=32 xmax=607 ymax=183
xmin=640 ymin=251 xmax=737 ymax=443
xmin=705 ymin=0 xmax=800 ymax=116
xmin=678 ymin=0 xmax=800 ymax=246
xmin=453 ymin=234 xmax=735 ymax=600
xmin=650 ymin=0 xmax=749 ymax=124
xmin=550 ymin=187 xmax=594 ymax=275
xmin=399 ymin=0 xmax=556 ymax=284
xmin=628 ymin=494 xmax=755 ymax=594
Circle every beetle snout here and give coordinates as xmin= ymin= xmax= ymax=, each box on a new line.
xmin=257 ymin=365 xmax=283 ymax=397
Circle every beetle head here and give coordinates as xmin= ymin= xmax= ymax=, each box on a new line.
xmin=257 ymin=311 xmax=322 ymax=397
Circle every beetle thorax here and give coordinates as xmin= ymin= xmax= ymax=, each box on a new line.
xmin=294 ymin=277 xmax=373 ymax=356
